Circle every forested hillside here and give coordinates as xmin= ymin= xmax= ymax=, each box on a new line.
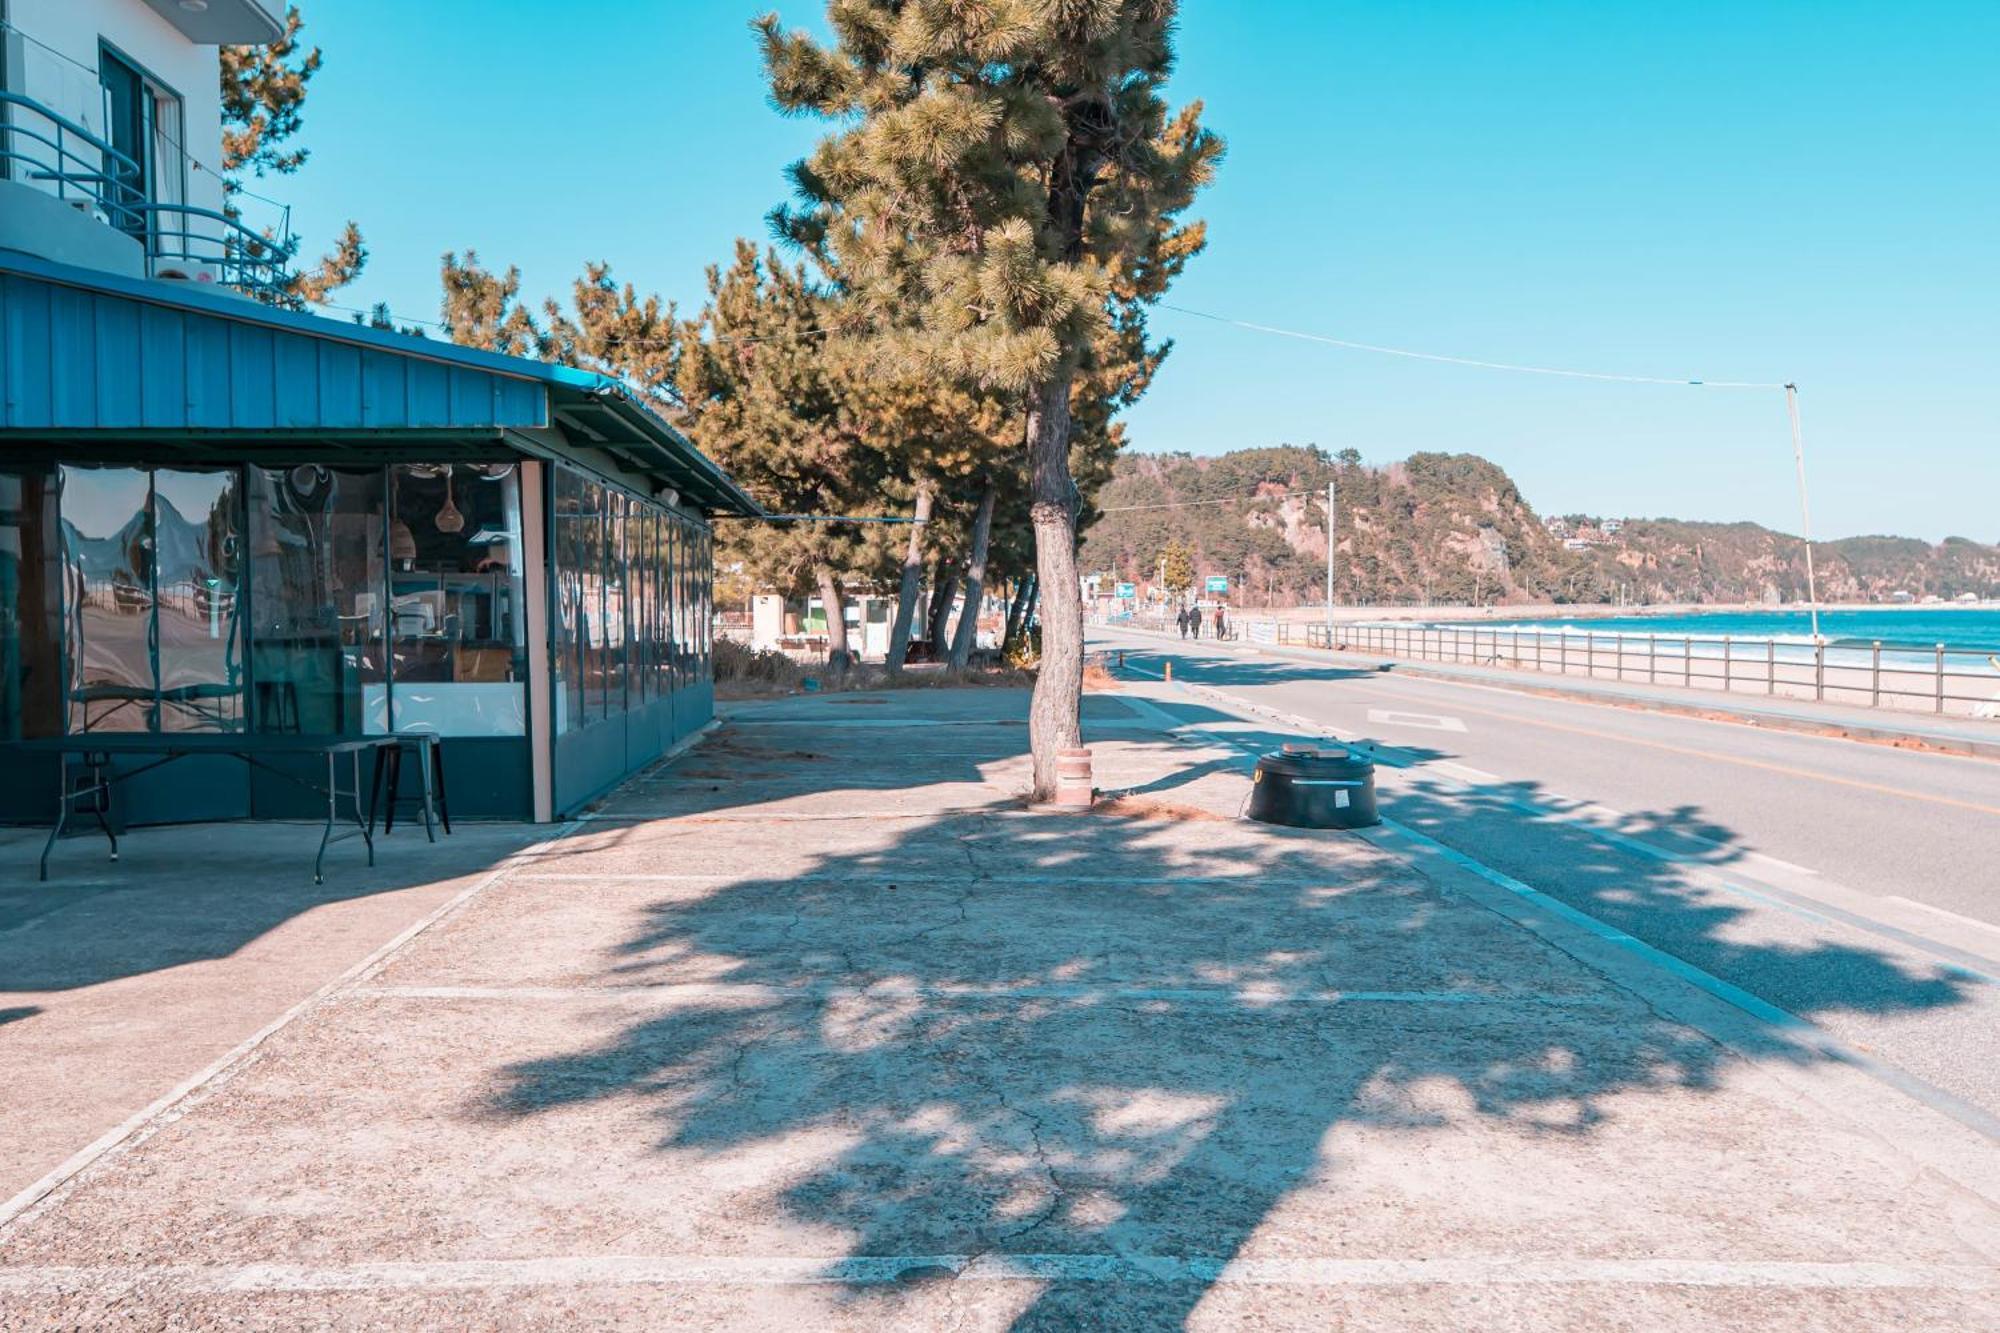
xmin=1079 ymin=446 xmax=2000 ymax=606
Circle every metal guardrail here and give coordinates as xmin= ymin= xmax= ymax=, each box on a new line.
xmin=1286 ymin=620 xmax=2000 ymax=719
xmin=0 ymin=90 xmax=294 ymax=295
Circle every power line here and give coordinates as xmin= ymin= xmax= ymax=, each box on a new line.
xmin=1158 ymin=303 xmax=1782 ymax=390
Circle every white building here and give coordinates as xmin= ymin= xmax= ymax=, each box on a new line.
xmin=1 ymin=0 xmax=295 ymax=291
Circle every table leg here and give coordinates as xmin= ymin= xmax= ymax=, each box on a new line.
xmin=367 ymin=748 xmax=387 ymax=836
xmin=315 ymin=750 xmax=336 ymax=885
xmin=417 ymin=740 xmax=437 ymax=844
xmin=89 ymin=758 xmax=118 ymax=862
xmin=356 ymin=750 xmax=375 ymax=867
xmin=39 ymin=754 xmax=70 ymax=883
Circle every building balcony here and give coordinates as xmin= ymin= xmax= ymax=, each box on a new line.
xmin=0 ymin=90 xmax=294 ymax=298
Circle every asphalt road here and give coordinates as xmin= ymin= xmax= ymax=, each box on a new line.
xmin=1091 ymin=625 xmax=2000 ymax=1128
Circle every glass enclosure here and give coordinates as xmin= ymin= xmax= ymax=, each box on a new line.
xmin=548 ymin=464 xmax=700 ymax=733
xmin=3 ymin=458 xmax=709 ymax=751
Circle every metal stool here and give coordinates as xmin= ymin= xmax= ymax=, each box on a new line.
xmin=368 ymin=734 xmax=450 ymax=840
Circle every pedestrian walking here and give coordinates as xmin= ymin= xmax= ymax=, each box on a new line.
xmin=1214 ymin=605 xmax=1228 ymax=640
xmin=1189 ymin=606 xmax=1201 ymax=640
xmin=1176 ymin=607 xmax=1188 ymax=639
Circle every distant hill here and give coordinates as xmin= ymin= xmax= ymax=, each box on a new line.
xmin=1078 ymin=446 xmax=2000 ymax=606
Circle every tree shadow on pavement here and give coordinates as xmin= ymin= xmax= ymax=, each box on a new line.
xmin=479 ymin=711 xmax=1979 ymax=1330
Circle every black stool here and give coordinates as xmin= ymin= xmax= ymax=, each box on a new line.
xmin=368 ymin=734 xmax=450 ymax=840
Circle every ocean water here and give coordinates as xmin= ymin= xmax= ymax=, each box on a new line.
xmin=1440 ymin=609 xmax=2000 ymax=652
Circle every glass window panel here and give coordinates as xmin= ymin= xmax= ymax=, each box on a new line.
xmin=664 ymin=515 xmax=681 ymax=691
xmin=149 ymin=469 xmax=244 ymax=733
xmin=580 ymin=480 xmax=609 ymax=721
xmin=61 ymin=466 xmax=153 ymax=732
xmin=633 ymin=505 xmax=652 ymax=704
xmin=246 ymin=466 xmax=384 ymax=735
xmin=552 ymin=468 xmax=581 ymax=734
xmin=699 ymin=526 xmax=713 ymax=679
xmin=658 ymin=509 xmax=671 ymax=695
xmin=0 ymin=469 xmax=62 ymax=740
xmin=383 ymin=463 xmax=528 ymax=737
xmin=607 ymin=492 xmax=629 ymax=716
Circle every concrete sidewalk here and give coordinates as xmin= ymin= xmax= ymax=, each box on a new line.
xmin=2 ymin=685 xmax=1997 ymax=1329
xmin=1112 ymin=620 xmax=2000 ymax=757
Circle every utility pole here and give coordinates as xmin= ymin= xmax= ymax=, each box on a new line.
xmin=1784 ymin=383 xmax=1822 ymax=641
xmin=1324 ymin=478 xmax=1336 ymax=638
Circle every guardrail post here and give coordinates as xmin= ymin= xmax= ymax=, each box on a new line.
xmin=1585 ymin=632 xmax=1594 ymax=678
xmin=1559 ymin=632 xmax=1567 ymax=675
xmin=1683 ymin=636 xmax=1692 ymax=687
xmin=1936 ymin=644 xmax=1946 ymax=714
xmin=1512 ymin=628 xmax=1520 ymax=667
xmin=1614 ymin=634 xmax=1623 ymax=681
xmin=1535 ymin=630 xmax=1544 ymax=673
xmin=1871 ymin=641 xmax=1881 ymax=706
xmin=1721 ymin=635 xmax=1731 ymax=692
xmin=1648 ymin=634 xmax=1657 ymax=683
xmin=1812 ymin=641 xmax=1823 ymax=701
xmin=1770 ymin=641 xmax=1778 ymax=696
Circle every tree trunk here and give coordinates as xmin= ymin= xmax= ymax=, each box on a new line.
xmin=947 ymin=483 xmax=997 ymax=671
xmin=1025 ymin=373 xmax=1082 ymax=800
xmin=885 ymin=484 xmax=933 ymax=671
xmin=1001 ymin=573 xmax=1036 ymax=656
xmin=815 ymin=563 xmax=851 ymax=671
xmin=927 ymin=562 xmax=958 ymax=654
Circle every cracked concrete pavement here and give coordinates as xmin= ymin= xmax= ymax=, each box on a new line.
xmin=2 ymin=683 xmax=1997 ymax=1329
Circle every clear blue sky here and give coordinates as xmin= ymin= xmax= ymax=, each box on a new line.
xmin=273 ymin=1 xmax=1997 ymax=542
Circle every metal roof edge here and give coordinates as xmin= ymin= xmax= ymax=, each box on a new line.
xmin=0 ymin=250 xmax=566 ymax=387
xmin=568 ymin=381 xmax=766 ymax=518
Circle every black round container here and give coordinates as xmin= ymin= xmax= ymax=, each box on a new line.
xmin=1246 ymin=745 xmax=1379 ymax=829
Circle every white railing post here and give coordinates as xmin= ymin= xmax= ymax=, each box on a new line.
xmin=1936 ymin=644 xmax=1946 ymax=714
xmin=1648 ymin=634 xmax=1657 ymax=684
xmin=1812 ymin=641 xmax=1823 ymax=701
xmin=1871 ymin=641 xmax=1881 ymax=707
xmin=1722 ymin=636 xmax=1731 ymax=692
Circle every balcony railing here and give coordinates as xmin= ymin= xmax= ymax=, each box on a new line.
xmin=0 ymin=90 xmax=295 ymax=296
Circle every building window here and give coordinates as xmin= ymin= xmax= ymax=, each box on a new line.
xmin=59 ymin=465 xmax=245 ymax=734
xmin=382 ymin=463 xmax=527 ymax=736
xmin=99 ymin=45 xmax=185 ymax=243
xmin=245 ymin=466 xmax=381 ymax=734
xmin=0 ymin=469 xmax=62 ymax=740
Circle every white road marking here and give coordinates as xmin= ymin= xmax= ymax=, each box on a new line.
xmin=1366 ymin=708 xmax=1467 ymax=733
xmin=350 ymin=982 xmax=1612 ymax=1008
xmin=1886 ymin=897 xmax=2000 ymax=942
xmin=0 ymin=1255 xmax=1990 ymax=1295
xmin=515 ymin=872 xmax=1349 ymax=887
xmin=1431 ymin=762 xmax=1501 ymax=785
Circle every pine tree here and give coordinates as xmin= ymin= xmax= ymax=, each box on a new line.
xmin=673 ymin=243 xmax=894 ymax=666
xmin=219 ymin=4 xmax=366 ymax=309
xmin=758 ymin=1 xmax=1221 ymax=795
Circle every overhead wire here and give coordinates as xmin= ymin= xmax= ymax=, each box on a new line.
xmin=1158 ymin=302 xmax=1783 ymax=390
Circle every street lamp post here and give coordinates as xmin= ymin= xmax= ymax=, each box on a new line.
xmin=1784 ymin=383 xmax=1822 ymax=641
xmin=1324 ymin=478 xmax=1336 ymax=640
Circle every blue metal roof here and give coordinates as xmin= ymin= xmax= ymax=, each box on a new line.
xmin=0 ymin=252 xmax=761 ymax=516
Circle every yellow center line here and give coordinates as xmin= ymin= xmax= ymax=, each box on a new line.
xmin=1390 ymin=694 xmax=2000 ymax=819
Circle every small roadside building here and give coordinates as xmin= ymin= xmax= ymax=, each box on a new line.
xmin=0 ymin=0 xmax=760 ymax=830
xmin=0 ymin=252 xmax=761 ymax=825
